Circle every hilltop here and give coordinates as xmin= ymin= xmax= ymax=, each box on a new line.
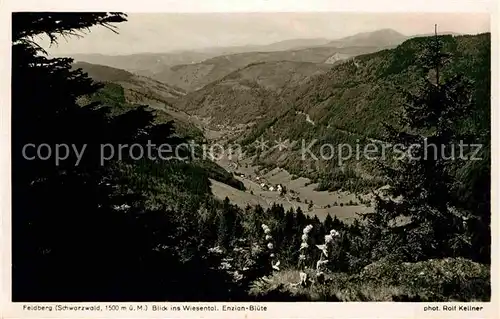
xmin=324 ymin=28 xmax=409 ymax=47
xmin=72 ymin=61 xmax=202 ymax=138
xmin=70 ymin=51 xmax=215 ymax=74
xmin=73 ymin=61 xmax=186 ymax=105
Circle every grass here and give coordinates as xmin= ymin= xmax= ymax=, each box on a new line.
xmin=248 ymin=257 xmax=490 ymax=302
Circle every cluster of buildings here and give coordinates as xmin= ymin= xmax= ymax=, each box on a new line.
xmin=229 ymin=162 xmax=285 ymax=194
xmin=257 ymin=178 xmax=283 ymax=193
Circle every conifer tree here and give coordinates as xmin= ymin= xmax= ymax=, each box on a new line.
xmin=12 ymin=12 xmax=236 ymax=302
xmin=367 ymin=25 xmax=488 ymax=262
xmin=323 ymin=214 xmax=334 ymax=232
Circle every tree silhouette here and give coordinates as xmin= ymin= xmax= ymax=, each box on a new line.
xmin=366 ymin=26 xmax=490 ymax=263
xmin=11 ymin=12 xmax=235 ymax=302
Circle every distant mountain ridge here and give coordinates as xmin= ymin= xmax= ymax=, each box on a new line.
xmin=325 ymin=28 xmax=409 ymax=47
xmin=70 ymin=51 xmax=216 ymax=75
xmin=67 ymin=29 xmax=404 ymax=68
xmin=67 ymin=28 xmax=465 ymax=65
xmin=72 ymin=61 xmax=186 ymax=105
xmin=139 ymin=45 xmax=387 ymax=91
xmin=69 ymin=29 xmax=469 ymax=94
xmin=254 ymin=38 xmax=333 ymax=51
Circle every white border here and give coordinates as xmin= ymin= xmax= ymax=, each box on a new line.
xmin=0 ymin=0 xmax=494 ymax=13
xmin=1 ymin=1 xmax=498 ymax=318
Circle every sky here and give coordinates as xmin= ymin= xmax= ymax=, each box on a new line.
xmin=41 ymin=12 xmax=490 ymax=55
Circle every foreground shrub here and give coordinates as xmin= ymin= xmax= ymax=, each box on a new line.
xmin=248 ymin=257 xmax=490 ymax=301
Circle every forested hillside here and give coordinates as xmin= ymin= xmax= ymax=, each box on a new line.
xmin=73 ymin=62 xmax=245 ymax=190
xmin=225 ymin=33 xmax=490 ymax=193
xmin=136 ymin=46 xmax=389 ymax=91
xmin=176 ymin=61 xmax=333 ymax=124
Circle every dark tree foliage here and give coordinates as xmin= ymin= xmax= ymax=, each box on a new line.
xmin=365 ymin=27 xmax=490 ymax=263
xmin=12 ymin=12 xmax=127 ymax=45
xmin=11 ymin=12 xmax=235 ymax=302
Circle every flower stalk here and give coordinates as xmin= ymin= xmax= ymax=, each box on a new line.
xmin=262 ymin=224 xmax=280 ymax=271
xmin=314 ymin=229 xmax=341 ymax=282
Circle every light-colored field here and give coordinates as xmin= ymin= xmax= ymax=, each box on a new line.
xmin=210 ymin=150 xmax=374 ymax=222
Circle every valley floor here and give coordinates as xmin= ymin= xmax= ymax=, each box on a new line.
xmin=199 ymin=123 xmax=374 ymax=222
